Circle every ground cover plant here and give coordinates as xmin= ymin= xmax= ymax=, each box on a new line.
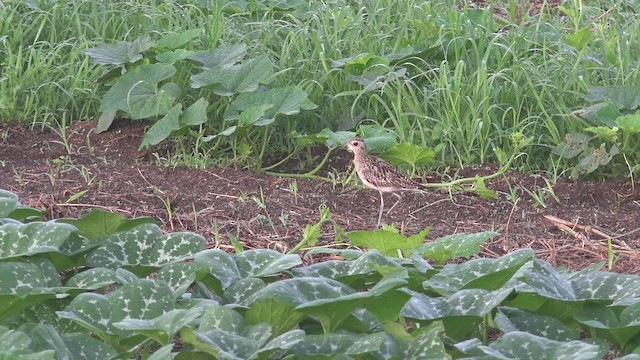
xmin=2 ymin=0 xmax=640 ymax=358
xmin=1 ymin=0 xmax=639 ymax=177
xmin=1 ymin=188 xmax=640 ymax=359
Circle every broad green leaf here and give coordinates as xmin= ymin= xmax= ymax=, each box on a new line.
xmin=156 ymin=29 xmax=202 ymax=50
xmin=495 ymin=307 xmax=578 ymax=341
xmin=0 ymin=262 xmax=67 ymax=321
xmin=455 ymin=331 xmax=606 ymax=360
xmin=516 ymin=259 xmax=578 ymax=301
xmin=156 ymin=262 xmax=198 ymax=299
xmin=140 ymin=105 xmax=182 ymax=148
xmin=575 ymin=143 xmax=618 ymax=175
xmin=190 ymin=55 xmax=274 ymax=95
xmin=156 ymin=49 xmax=196 ymax=64
xmin=86 ymin=223 xmax=205 ymax=271
xmin=223 ymin=278 xmax=266 ymax=305
xmin=185 ymin=325 xmax=304 ymax=359
xmin=238 ymin=104 xmax=274 ymax=127
xmin=57 ymin=209 xmax=156 ymax=240
xmin=225 ymin=86 xmax=317 ymax=124
xmin=569 ymin=271 xmax=640 ymax=306
xmin=65 ymin=268 xmax=118 ymax=290
xmin=0 ymin=189 xmax=19 ymax=218
xmin=194 ymin=250 xmax=241 ymax=290
xmin=140 ymin=97 xmax=209 ymax=148
xmin=551 ymin=132 xmax=591 ymax=159
xmin=347 ymin=229 xmax=426 ymax=257
xmin=359 ymin=126 xmax=396 ymax=153
xmin=584 ymin=86 xmax=640 ymax=110
xmin=241 ymin=277 xmax=354 ymax=308
xmin=0 ymin=326 xmax=31 ymax=352
xmin=402 ymin=322 xmax=448 ymax=360
xmin=415 ymin=231 xmax=499 ymax=265
xmin=565 ymin=27 xmax=594 ymax=51
xmin=199 ymin=304 xmax=244 ymax=333
xmin=0 ymin=222 xmax=76 ymax=259
xmin=188 ymin=44 xmax=247 ymax=69
xmin=57 ymin=279 xmax=174 ymax=337
xmin=470 ymin=175 xmax=497 ymax=199
xmin=291 ymin=332 xmax=385 ymax=357
xmin=616 ymin=112 xmax=640 ymax=134
xmin=574 ymin=302 xmax=640 ymax=349
xmin=28 ymin=324 xmax=118 ymax=360
xmin=292 ymin=250 xmax=405 ymax=283
xmin=584 ymin=126 xmax=618 ymax=142
xmin=379 ymin=143 xmax=435 ymax=174
xmin=290 ymin=128 xmax=355 ymax=148
xmin=99 ymin=64 xmax=179 ymax=119
xmin=85 ymin=37 xmax=154 ymax=65
xmin=245 ymin=299 xmax=305 ymax=336
xmin=423 ymin=249 xmax=534 ymax=295
xmin=331 ymin=53 xmax=390 ymax=76
xmin=147 ymin=344 xmax=174 ymax=360
xmin=235 ymin=249 xmax=302 ymax=278
xmin=401 ymin=287 xmax=512 ymax=320
xmin=114 ymin=307 xmax=204 ymax=345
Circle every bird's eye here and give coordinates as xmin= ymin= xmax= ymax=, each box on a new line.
xmin=353 ymin=141 xmax=359 ymax=147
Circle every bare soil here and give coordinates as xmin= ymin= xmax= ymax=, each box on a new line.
xmin=1 ymin=120 xmax=639 ymax=274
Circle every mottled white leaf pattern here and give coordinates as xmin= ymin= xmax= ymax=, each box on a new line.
xmin=199 ymin=304 xmax=245 ymax=333
xmin=235 ymin=250 xmax=302 ymax=278
xmin=0 ymin=189 xmax=19 ymax=218
xmin=401 ymin=288 xmax=512 ymax=320
xmin=516 ymin=259 xmax=578 ymax=301
xmin=570 ymin=271 xmax=640 ymax=305
xmin=223 ymin=278 xmax=266 ymax=305
xmin=241 ymin=277 xmax=354 ymax=307
xmin=517 ymin=259 xmax=640 ymax=304
xmin=113 ymin=307 xmax=203 ymax=345
xmin=58 ymin=279 xmax=174 ymax=337
xmin=0 ymin=325 xmax=31 ymax=351
xmin=65 ymin=268 xmax=118 ymax=290
xmin=29 ymin=324 xmax=118 ymax=360
xmin=0 ymin=262 xmax=61 ymax=297
xmin=402 ymin=322 xmax=448 ymax=360
xmin=155 ymin=262 xmax=197 ymax=299
xmin=291 ymin=332 xmax=385 ymax=356
xmin=424 ymin=249 xmax=534 ymax=294
xmin=87 ymin=224 xmax=205 ymax=268
xmin=496 ymin=307 xmax=578 ymax=341
xmin=456 ymin=331 xmax=606 ymax=360
xmin=194 ymin=250 xmax=241 ymax=289
xmin=0 ymin=222 xmax=76 ymax=259
xmin=292 ymin=250 xmax=404 ymax=279
xmin=415 ymin=231 xmax=499 ymax=263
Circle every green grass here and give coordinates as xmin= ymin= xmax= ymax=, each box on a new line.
xmin=2 ymin=0 xmax=639 ymax=175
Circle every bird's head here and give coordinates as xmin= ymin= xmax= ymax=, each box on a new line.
xmin=346 ymin=137 xmax=367 ymax=154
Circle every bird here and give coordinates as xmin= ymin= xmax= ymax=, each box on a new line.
xmin=346 ymin=136 xmax=427 ymax=228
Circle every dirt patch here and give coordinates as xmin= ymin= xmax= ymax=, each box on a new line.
xmin=1 ymin=120 xmax=639 ymax=273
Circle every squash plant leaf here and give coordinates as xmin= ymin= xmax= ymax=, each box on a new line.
xmin=99 ymin=64 xmax=179 ymax=120
xmin=415 ymin=231 xmax=499 ymax=265
xmin=140 ymin=97 xmax=209 ymax=148
xmin=86 ymin=223 xmax=205 ymax=272
xmin=191 ymin=55 xmax=274 ymax=95
xmin=0 ymin=222 xmax=76 ymax=259
xmin=85 ymin=37 xmax=154 ymax=65
xmin=224 ymin=86 xmax=317 ymax=125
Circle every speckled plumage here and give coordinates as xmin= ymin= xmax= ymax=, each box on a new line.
xmin=347 ymin=137 xmax=426 ymax=227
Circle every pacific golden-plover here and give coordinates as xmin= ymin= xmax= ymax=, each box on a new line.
xmin=346 ymin=137 xmax=427 ymax=228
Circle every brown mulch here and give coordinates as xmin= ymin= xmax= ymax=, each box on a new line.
xmin=1 ymin=119 xmax=639 ymax=274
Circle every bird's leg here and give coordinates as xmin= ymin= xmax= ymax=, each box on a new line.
xmin=376 ymin=191 xmax=385 ymax=228
xmin=385 ymin=193 xmax=402 ymax=215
